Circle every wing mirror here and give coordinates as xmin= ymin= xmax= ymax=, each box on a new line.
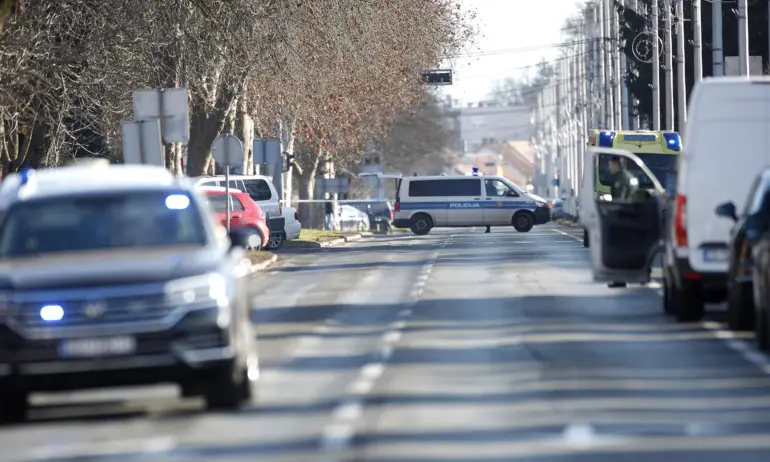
xmin=715 ymin=201 xmax=737 ymax=222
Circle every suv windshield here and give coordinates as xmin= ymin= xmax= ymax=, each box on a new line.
xmin=0 ymin=191 xmax=207 ymax=258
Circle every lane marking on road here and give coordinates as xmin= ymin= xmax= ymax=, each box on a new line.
xmin=553 ymin=228 xmax=583 ymax=242
xmin=700 ymin=320 xmax=770 ymax=374
xmin=649 ymin=287 xmax=770 ymax=376
xmin=25 ymin=436 xmax=176 ymax=461
xmin=320 ymin=252 xmax=439 ymax=456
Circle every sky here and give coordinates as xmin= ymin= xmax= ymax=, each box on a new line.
xmin=441 ymin=0 xmax=586 ymax=105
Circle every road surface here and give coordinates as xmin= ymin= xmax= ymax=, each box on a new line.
xmin=2 ymin=223 xmax=770 ymax=461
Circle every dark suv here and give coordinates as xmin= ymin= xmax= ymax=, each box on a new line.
xmin=0 ymin=165 xmax=258 ymax=421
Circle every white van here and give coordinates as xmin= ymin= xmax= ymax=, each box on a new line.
xmin=392 ymin=175 xmax=551 ymax=235
xmin=195 ymin=175 xmax=287 ymax=248
xmin=662 ymin=77 xmax=770 ymax=321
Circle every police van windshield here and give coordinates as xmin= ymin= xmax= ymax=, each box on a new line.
xmin=500 ymin=178 xmax=525 ymax=195
xmin=0 ymin=191 xmax=207 ymax=258
xmin=597 ymin=153 xmax=674 ymax=189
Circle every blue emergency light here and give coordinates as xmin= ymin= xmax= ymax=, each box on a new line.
xmin=598 ymin=131 xmax=616 ymax=148
xmin=19 ymin=168 xmax=34 ymax=186
xmin=663 ymin=132 xmax=681 ymax=151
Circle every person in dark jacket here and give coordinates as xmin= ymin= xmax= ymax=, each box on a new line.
xmin=324 ymin=201 xmax=334 ymax=230
xmin=608 ymin=156 xmax=637 ymax=201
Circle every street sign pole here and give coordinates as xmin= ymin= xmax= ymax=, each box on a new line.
xmin=225 ymin=164 xmax=231 ymax=232
xmin=211 ymin=133 xmax=245 ymax=234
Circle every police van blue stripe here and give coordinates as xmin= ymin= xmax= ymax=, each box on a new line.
xmin=399 ymin=201 xmax=538 ymax=210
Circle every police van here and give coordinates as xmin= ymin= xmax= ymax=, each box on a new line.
xmin=393 ymin=175 xmax=551 ymax=235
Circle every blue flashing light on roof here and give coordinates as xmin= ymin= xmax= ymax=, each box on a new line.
xmin=663 ymin=132 xmax=681 ymax=151
xmin=598 ymin=131 xmax=616 ymax=148
xmin=19 ymin=168 xmax=35 ymax=186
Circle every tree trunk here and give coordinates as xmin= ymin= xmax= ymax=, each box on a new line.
xmin=280 ymin=118 xmax=296 ymax=205
xmin=296 ymin=146 xmax=322 ymax=229
xmin=185 ymin=86 xmax=237 ymax=176
xmin=235 ymin=96 xmax=253 ymax=175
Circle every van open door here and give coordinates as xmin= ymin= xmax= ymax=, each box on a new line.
xmin=579 ymin=147 xmax=665 ymax=284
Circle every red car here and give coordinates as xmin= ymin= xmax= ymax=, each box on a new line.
xmin=204 ymin=189 xmax=270 ymax=250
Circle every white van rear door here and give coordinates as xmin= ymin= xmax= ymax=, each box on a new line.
xmin=686 ymin=81 xmax=770 ymax=273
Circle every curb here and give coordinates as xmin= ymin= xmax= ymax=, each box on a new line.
xmin=556 ymin=219 xmax=581 ymax=228
xmin=248 ymin=254 xmax=278 ymax=273
xmin=283 ymin=233 xmax=367 ymax=249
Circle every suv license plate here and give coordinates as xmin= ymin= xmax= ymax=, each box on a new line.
xmin=59 ymin=336 xmax=136 ymax=358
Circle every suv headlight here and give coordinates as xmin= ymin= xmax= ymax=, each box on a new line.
xmin=165 ymin=273 xmax=229 ymax=308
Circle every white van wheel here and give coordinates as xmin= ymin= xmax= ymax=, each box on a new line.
xmin=512 ymin=211 xmax=534 ymax=232
xmin=410 ymin=214 xmax=432 ymax=236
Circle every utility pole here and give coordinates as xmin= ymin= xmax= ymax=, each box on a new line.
xmin=598 ymin=1 xmax=607 ymax=128
xmin=664 ymin=0 xmax=674 ymax=130
xmin=619 ymin=1 xmax=630 ymax=129
xmin=579 ymin=17 xmax=588 ymax=185
xmin=712 ymin=0 xmax=724 ymax=76
xmin=612 ymin=0 xmax=623 ymax=129
xmin=629 ymin=0 xmax=639 ymax=129
xmin=604 ymin=0 xmax=614 ymax=128
xmin=738 ymin=0 xmax=749 ymax=75
xmin=675 ymin=0 xmax=687 ymax=129
xmin=692 ymin=0 xmax=703 ymax=81
xmin=556 ymin=59 xmax=563 ymax=198
xmin=652 ymin=0 xmax=661 ymax=129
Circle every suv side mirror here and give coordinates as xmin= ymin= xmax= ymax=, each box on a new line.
xmin=228 ymin=229 xmax=250 ymax=249
xmin=506 ymin=190 xmax=518 ymax=197
xmin=715 ymin=201 xmax=737 ymax=222
xmin=745 ymin=213 xmax=767 ymax=243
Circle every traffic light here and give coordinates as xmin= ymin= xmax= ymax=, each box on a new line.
xmin=285 ymin=152 xmax=296 ymax=172
xmin=420 ymin=69 xmax=452 ymax=85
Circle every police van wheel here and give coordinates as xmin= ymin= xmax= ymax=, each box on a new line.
xmin=512 ymin=212 xmax=534 ymax=232
xmin=410 ymin=214 xmax=433 ymax=236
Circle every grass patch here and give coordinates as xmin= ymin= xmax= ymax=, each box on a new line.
xmin=247 ymin=251 xmax=275 ymax=265
xmin=299 ymin=229 xmax=357 ymax=242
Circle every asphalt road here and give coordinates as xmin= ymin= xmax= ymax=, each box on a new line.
xmin=2 ymin=223 xmax=770 ymax=461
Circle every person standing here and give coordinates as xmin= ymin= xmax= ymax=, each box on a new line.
xmin=324 ymin=200 xmax=334 ymax=230
xmin=472 ymin=166 xmax=491 ymax=233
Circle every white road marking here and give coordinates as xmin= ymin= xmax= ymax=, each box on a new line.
xmin=320 ymin=253 xmax=436 ymax=454
xmin=25 ymin=437 xmax=176 ymax=460
xmin=553 ymin=228 xmax=583 ymax=243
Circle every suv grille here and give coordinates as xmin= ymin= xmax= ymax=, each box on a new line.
xmin=14 ymin=294 xmax=174 ymax=329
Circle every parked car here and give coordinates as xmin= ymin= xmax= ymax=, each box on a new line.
xmin=347 ymin=200 xmax=393 ymax=233
xmin=717 ymin=169 xmax=770 ymax=345
xmin=195 ymin=175 xmax=285 ymax=247
xmin=266 ymin=206 xmax=301 ymax=249
xmin=338 ymin=204 xmax=370 ymax=232
xmin=203 ymin=188 xmax=269 ymax=251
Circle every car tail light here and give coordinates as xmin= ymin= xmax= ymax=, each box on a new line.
xmin=395 ymin=200 xmax=400 ymax=212
xmin=674 ymin=194 xmax=687 ymax=247
xmin=294 ymin=210 xmax=299 ymax=220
